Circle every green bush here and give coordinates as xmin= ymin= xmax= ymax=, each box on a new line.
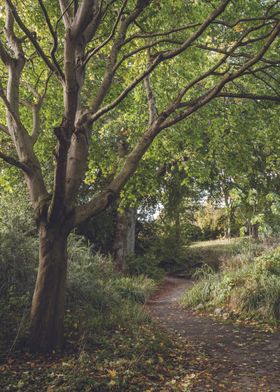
xmin=113 ymin=275 xmax=156 ymax=304
xmin=126 ymin=252 xmax=165 ymax=280
xmin=0 ymin=230 xmax=37 ymax=297
xmin=1 ymin=232 xmax=157 ymax=354
xmin=182 ymin=246 xmax=280 ymax=325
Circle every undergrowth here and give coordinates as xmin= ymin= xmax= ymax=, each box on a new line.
xmin=0 ymin=230 xmax=212 ymax=391
xmin=182 ymin=242 xmax=280 ymax=326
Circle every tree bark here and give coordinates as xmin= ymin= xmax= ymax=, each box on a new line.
xmin=112 ymin=207 xmax=136 ymax=272
xmin=29 ymin=225 xmax=68 ymax=352
xmin=126 ymin=208 xmax=136 ymax=256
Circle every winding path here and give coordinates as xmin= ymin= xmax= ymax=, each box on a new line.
xmin=147 ymin=277 xmax=280 ymax=391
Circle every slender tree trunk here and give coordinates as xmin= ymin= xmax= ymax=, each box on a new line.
xmin=126 ymin=208 xmax=136 ymax=255
xmin=112 ymin=212 xmax=127 ymax=272
xmin=252 ymin=223 xmax=259 ymax=240
xmin=29 ymin=224 xmax=68 ymax=352
xmin=112 ymin=208 xmax=137 ymax=272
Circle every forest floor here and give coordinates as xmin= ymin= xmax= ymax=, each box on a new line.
xmin=147 ymin=276 xmax=280 ymax=391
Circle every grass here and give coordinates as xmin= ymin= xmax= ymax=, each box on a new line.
xmin=189 ymin=237 xmax=241 ymax=249
xmin=182 ymin=238 xmax=280 ymax=327
xmin=185 ymin=237 xmax=266 ymax=270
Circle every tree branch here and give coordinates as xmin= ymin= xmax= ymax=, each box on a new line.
xmin=38 ymin=0 xmax=65 ymax=80
xmin=5 ymin=0 xmax=62 ymax=80
xmin=58 ymin=0 xmax=73 ymax=28
xmin=217 ymin=92 xmax=280 ymax=102
xmin=0 ymin=123 xmax=9 ymax=135
xmin=159 ymin=20 xmax=280 ymax=130
xmin=0 ymin=38 xmax=12 ymax=65
xmin=0 ymin=151 xmax=31 ymax=174
xmin=83 ymin=0 xmax=128 ymax=66
xmin=88 ymin=0 xmax=232 ymax=123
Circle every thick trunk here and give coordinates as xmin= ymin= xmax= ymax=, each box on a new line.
xmin=29 ymin=225 xmax=68 ymax=352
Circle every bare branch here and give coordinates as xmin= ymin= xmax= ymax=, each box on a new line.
xmin=114 ymin=38 xmax=183 ymax=72
xmin=214 ymin=11 xmax=280 ymax=28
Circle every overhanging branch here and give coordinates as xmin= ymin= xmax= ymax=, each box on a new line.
xmin=217 ymin=92 xmax=280 ymax=102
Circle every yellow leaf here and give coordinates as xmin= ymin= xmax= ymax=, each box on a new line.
xmin=108 ymin=369 xmax=117 ymax=378
xmin=234 ymin=24 xmax=243 ymax=32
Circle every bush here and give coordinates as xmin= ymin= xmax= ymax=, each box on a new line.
xmin=0 ymin=230 xmax=37 ymax=297
xmin=182 ymin=245 xmax=280 ymax=325
xmin=126 ymin=253 xmax=165 ymax=280
xmin=113 ymin=275 xmax=156 ymax=304
xmin=0 ymin=232 xmax=157 ymax=355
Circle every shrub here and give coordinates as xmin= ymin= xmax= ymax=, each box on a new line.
xmin=1 ymin=232 xmax=157 ymax=355
xmin=0 ymin=230 xmax=37 ymax=297
xmin=126 ymin=252 xmax=165 ymax=280
xmin=182 ymin=246 xmax=280 ymax=325
xmin=113 ymin=275 xmax=156 ymax=304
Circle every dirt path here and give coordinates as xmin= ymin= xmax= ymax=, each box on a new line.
xmin=147 ymin=277 xmax=280 ymax=391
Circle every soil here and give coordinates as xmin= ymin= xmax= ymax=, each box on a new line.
xmin=147 ymin=277 xmax=280 ymax=391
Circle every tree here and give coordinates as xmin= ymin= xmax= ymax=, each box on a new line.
xmin=0 ymin=0 xmax=279 ymax=351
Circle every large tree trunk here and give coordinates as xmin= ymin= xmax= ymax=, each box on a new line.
xmin=29 ymin=225 xmax=68 ymax=352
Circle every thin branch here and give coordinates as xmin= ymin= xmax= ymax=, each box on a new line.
xmin=114 ymin=38 xmax=183 ymax=72
xmin=217 ymin=92 xmax=280 ymax=102
xmin=123 ymin=22 xmax=201 ymax=45
xmin=58 ymin=0 xmax=73 ymax=28
xmin=0 ymin=123 xmax=9 ymax=135
xmin=89 ymin=0 xmax=151 ymax=114
xmin=214 ymin=12 xmax=280 ymax=28
xmin=249 ymin=70 xmax=280 ymax=96
xmin=37 ymin=0 xmax=65 ymax=80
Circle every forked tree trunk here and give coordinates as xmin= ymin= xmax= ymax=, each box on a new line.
xmin=29 ymin=224 xmax=68 ymax=352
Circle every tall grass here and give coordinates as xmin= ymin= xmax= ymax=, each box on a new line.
xmin=0 ymin=232 xmax=156 ymax=354
xmin=182 ymin=242 xmax=280 ymax=326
